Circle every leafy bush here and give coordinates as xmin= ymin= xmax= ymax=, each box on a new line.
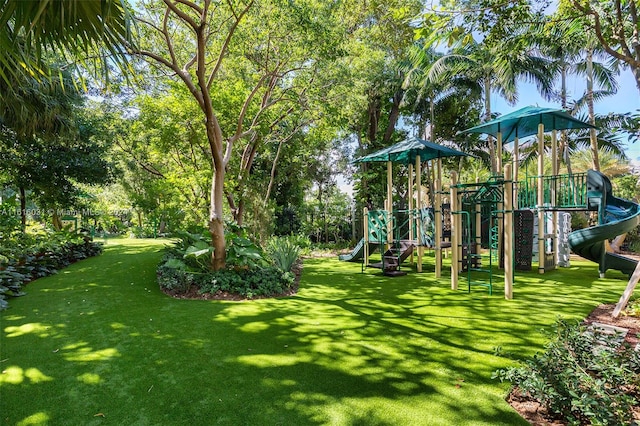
xmin=570 ymin=212 xmax=589 ymax=230
xmin=225 ymin=223 xmax=265 ymax=269
xmin=0 ymin=230 xmax=103 ymax=310
xmin=265 ymin=236 xmax=301 ymax=272
xmin=197 ymin=266 xmax=294 ymax=298
xmin=173 ymin=230 xmax=210 ymax=252
xmin=157 ymin=251 xmax=295 ymax=298
xmin=159 ymin=224 xmax=297 ymax=298
xmin=623 ymin=298 xmax=640 ymax=317
xmin=494 ymin=318 xmax=640 ymax=426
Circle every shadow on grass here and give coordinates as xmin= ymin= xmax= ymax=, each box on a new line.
xmin=1 ymin=241 xmax=624 ymax=425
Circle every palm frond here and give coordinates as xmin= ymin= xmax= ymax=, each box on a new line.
xmin=0 ymin=0 xmax=133 ymax=83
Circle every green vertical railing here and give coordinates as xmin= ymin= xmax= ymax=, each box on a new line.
xmin=518 ymin=172 xmax=588 ymax=209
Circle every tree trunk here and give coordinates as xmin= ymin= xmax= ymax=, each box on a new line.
xmin=484 ymin=79 xmax=496 ymax=174
xmin=429 ymin=98 xmax=435 ymax=140
xmin=586 ymin=47 xmax=600 ymax=171
xmin=383 ymin=88 xmax=403 ymax=143
xmin=52 ymin=210 xmax=62 ymax=231
xmin=367 ymin=97 xmax=381 ymax=144
xmin=236 ymin=200 xmax=244 ymax=227
xmin=209 ymin=162 xmax=226 ymax=270
xmin=559 ymin=64 xmax=574 ymax=177
xmin=19 ymin=186 xmax=26 ymax=232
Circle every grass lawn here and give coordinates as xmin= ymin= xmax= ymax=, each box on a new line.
xmin=0 ymin=239 xmax=631 ymax=425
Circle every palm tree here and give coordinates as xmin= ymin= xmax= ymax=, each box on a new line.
xmin=403 ymin=45 xmax=482 ymax=140
xmin=0 ymin=0 xmax=132 ymax=83
xmin=424 ymin=39 xmax=555 ymax=174
xmin=516 ymin=112 xmax=628 ymax=178
xmin=533 ymin=14 xmax=620 ymax=172
xmin=571 ymin=148 xmax=629 ymax=176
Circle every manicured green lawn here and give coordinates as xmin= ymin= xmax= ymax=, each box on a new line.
xmin=0 ymin=239 xmax=630 ymax=425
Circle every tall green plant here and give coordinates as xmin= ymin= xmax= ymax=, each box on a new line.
xmin=266 ymin=237 xmax=301 ymax=273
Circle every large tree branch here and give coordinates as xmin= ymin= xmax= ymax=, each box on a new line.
xmin=613 ymin=0 xmax=633 ymax=59
xmin=184 ymin=54 xmax=197 ymax=72
xmin=188 ymin=2 xmax=223 ymax=163
xmin=133 ymin=48 xmax=206 ymax=110
xmin=135 ymin=16 xmax=164 ymax=34
xmin=207 ymin=0 xmax=255 ymax=89
xmin=174 ymin=0 xmax=203 ymax=15
xmin=163 ymin=8 xmax=179 ymax=68
xmin=163 ymin=0 xmax=199 ymax=31
xmin=226 ymin=73 xmax=269 ymax=161
xmin=573 ymin=0 xmax=640 ymax=69
xmin=264 ymin=122 xmax=308 ymax=204
xmin=114 ymin=139 xmax=165 ymax=179
xmin=630 ymin=0 xmax=640 ymax=60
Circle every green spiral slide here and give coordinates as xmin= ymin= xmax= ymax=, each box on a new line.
xmin=568 ymin=170 xmax=640 ymax=277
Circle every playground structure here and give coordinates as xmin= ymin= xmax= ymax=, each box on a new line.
xmin=341 ymin=107 xmax=640 ymax=299
xmin=339 ymin=137 xmax=468 ymax=276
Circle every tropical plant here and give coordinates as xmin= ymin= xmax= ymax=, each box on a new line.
xmin=265 ymin=236 xmax=301 ymax=273
xmin=414 ymin=21 xmax=555 ymax=173
xmin=494 ymin=318 xmax=640 ymax=426
xmin=0 ymin=0 xmax=132 ymax=97
xmin=0 ymin=229 xmax=103 ymax=310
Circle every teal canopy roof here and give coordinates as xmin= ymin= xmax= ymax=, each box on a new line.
xmin=354 ymin=136 xmax=470 ymax=164
xmin=460 ymin=106 xmax=596 ymax=142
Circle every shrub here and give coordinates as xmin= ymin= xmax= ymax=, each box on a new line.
xmin=225 ymin=223 xmax=265 ymax=269
xmin=157 ymin=251 xmax=295 ymax=298
xmin=494 ymin=318 xmax=640 ymax=426
xmin=623 ymin=298 xmax=640 ymax=317
xmin=159 ymin=225 xmax=298 ymax=299
xmin=0 ymin=230 xmax=103 ymax=310
xmin=266 ymin=236 xmax=301 ymax=272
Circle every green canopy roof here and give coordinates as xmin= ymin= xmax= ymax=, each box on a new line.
xmin=460 ymin=106 xmax=596 ymax=142
xmin=354 ymin=136 xmax=470 ymax=165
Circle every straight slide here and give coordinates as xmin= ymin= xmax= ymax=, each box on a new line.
xmin=338 ymin=238 xmax=379 ymax=262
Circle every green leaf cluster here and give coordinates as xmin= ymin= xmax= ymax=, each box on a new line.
xmin=494 ymin=318 xmax=640 ymax=425
xmin=0 ymin=229 xmax=103 ymax=310
xmin=265 ymin=236 xmax=301 ymax=273
xmin=157 ymin=250 xmax=295 ymax=299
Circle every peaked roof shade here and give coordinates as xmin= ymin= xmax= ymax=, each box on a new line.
xmin=460 ymin=106 xmax=596 ymax=142
xmin=354 ymin=136 xmax=470 ymax=165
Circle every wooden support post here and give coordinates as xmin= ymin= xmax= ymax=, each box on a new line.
xmin=504 ymin=164 xmax=514 ymax=300
xmin=409 ymin=163 xmax=414 ymax=265
xmin=475 ymin=177 xmax=481 ymax=257
xmin=537 ymin=123 xmax=545 ymax=274
xmin=416 ymin=155 xmax=423 ymax=272
xmin=513 ymin=135 xmax=519 ymax=209
xmin=435 ymin=177 xmax=442 ymax=278
xmin=496 ymin=131 xmax=504 ymax=263
xmin=552 ymin=129 xmax=558 ymax=266
xmin=496 ymin=132 xmax=503 ymax=173
xmin=450 ymin=171 xmax=459 ymax=290
xmin=387 ymin=161 xmax=393 ymax=246
xmin=363 ymin=207 xmax=369 ymax=268
xmin=613 ymin=260 xmax=640 ymax=318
